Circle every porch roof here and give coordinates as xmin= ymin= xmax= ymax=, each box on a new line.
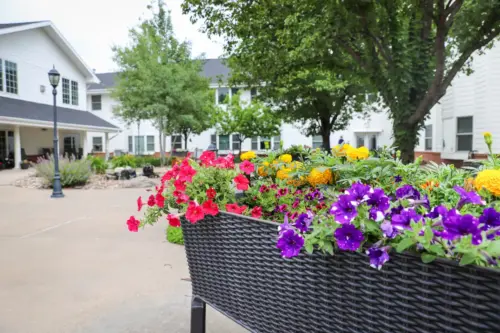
xmin=0 ymin=96 xmax=120 ymax=132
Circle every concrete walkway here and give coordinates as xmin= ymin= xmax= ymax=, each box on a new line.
xmin=0 ymin=168 xmax=32 ymax=186
xmin=0 ymin=186 xmax=247 ymax=333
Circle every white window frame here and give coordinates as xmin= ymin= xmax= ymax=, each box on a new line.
xmin=71 ymin=80 xmax=79 ymax=105
xmin=218 ymin=134 xmax=230 ymax=150
xmin=5 ymin=60 xmax=18 ymax=94
xmin=217 ymin=87 xmax=229 ymax=104
xmin=171 ymin=135 xmax=183 ymax=150
xmin=424 ymin=125 xmax=433 ymax=151
xmin=91 ymin=95 xmax=102 ymax=111
xmin=62 ymin=78 xmax=70 ymax=104
xmin=0 ymin=59 xmax=3 ymax=92
xmin=92 ymin=137 xmax=103 ymax=152
xmin=146 ymin=135 xmax=155 ymax=152
xmin=312 ymin=135 xmax=323 ymax=149
xmin=456 ymin=116 xmax=473 ymax=152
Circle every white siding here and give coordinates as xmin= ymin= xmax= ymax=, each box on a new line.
xmin=0 ymin=28 xmax=88 ymax=110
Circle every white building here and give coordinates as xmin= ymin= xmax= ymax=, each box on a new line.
xmin=0 ymin=21 xmax=119 ymax=168
xmin=87 ymin=59 xmax=394 ymax=156
xmin=415 ymin=44 xmax=500 ymax=163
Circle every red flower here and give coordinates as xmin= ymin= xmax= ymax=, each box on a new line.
xmin=173 ymin=190 xmax=189 ymax=204
xmin=214 ymin=154 xmax=235 ymax=169
xmin=226 ymin=203 xmax=247 ymax=214
xmin=162 ymin=165 xmax=180 ymax=183
xmin=137 ymin=196 xmax=144 ymax=211
xmin=200 ymin=151 xmax=216 ymax=167
xmin=127 ymin=216 xmax=140 ymax=232
xmin=185 ymin=201 xmax=205 ymax=224
xmin=206 ymin=188 xmax=216 ymax=200
xmin=234 ymin=174 xmax=250 ymax=191
xmin=155 ymin=192 xmax=165 ymax=208
xmin=167 ymin=214 xmax=181 ymax=227
xmin=147 ymin=194 xmax=156 ymax=207
xmin=251 ymin=206 xmax=262 ymax=219
xmin=178 ymin=164 xmax=197 ymax=183
xmin=239 ymin=160 xmax=255 ymax=175
xmin=174 ymin=179 xmax=186 ymax=192
xmin=202 ymin=200 xmax=219 ymax=216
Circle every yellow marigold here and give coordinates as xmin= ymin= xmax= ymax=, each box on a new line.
xmin=240 ymin=151 xmax=256 ymax=161
xmin=277 ymin=168 xmax=292 ymax=180
xmin=464 ymin=177 xmax=475 ymax=192
xmin=258 ymin=166 xmax=268 ymax=177
xmin=287 ymin=178 xmax=306 ymax=187
xmin=279 ymin=154 xmax=292 ymax=163
xmin=474 ymin=169 xmax=500 ymax=196
xmin=357 ymin=146 xmax=369 ymax=159
xmin=484 ymin=132 xmax=493 ymax=146
xmin=484 ymin=132 xmax=492 ymax=138
xmin=307 ymin=168 xmax=333 ymax=187
xmin=263 ymin=161 xmax=270 ymax=167
xmin=345 ymin=146 xmax=359 ymax=160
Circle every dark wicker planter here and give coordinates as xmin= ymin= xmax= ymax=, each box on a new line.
xmin=181 ymin=212 xmax=500 ymax=333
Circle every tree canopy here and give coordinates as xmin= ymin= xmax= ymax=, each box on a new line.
xmin=183 ymin=0 xmax=500 ymax=161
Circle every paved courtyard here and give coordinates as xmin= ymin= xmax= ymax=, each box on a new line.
xmin=0 ymin=179 xmax=247 ymax=333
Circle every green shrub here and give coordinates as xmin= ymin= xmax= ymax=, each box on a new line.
xmin=87 ymin=155 xmax=108 ymax=174
xmin=166 ymin=226 xmax=184 ymax=245
xmin=110 ymin=154 xmax=137 ymax=168
xmin=35 ymin=155 xmax=92 ymax=187
xmin=283 ymin=145 xmax=311 ymax=161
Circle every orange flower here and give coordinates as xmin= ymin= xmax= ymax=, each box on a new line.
xmin=421 ymin=180 xmax=439 ymax=191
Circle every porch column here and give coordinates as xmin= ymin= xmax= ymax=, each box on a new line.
xmin=104 ymin=132 xmax=110 ymax=161
xmin=81 ymin=131 xmax=89 ymax=158
xmin=14 ymin=126 xmax=21 ymax=169
xmin=4 ymin=131 xmax=8 ymax=158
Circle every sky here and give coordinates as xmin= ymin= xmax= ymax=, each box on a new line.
xmin=0 ymin=0 xmax=224 ymax=72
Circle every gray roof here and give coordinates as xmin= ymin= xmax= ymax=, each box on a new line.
xmin=0 ymin=96 xmax=119 ymax=130
xmin=88 ymin=58 xmax=229 ymax=90
xmin=0 ymin=21 xmax=47 ymax=30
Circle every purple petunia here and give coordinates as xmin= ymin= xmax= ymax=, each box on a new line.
xmin=367 ymin=188 xmax=390 ymax=221
xmin=442 ymin=213 xmax=482 ymax=245
xmin=381 ymin=220 xmax=398 ymax=239
xmin=329 ymin=195 xmax=359 ymax=224
xmin=394 ymin=175 xmax=403 ymax=183
xmin=391 ymin=208 xmax=422 ymax=231
xmin=453 ymin=186 xmax=485 ymax=210
xmin=334 ymin=224 xmax=364 ymax=251
xmin=345 ymin=182 xmax=371 ymax=203
xmin=276 ymin=229 xmax=304 ymax=258
xmin=295 ymin=211 xmax=314 ymax=233
xmin=395 ymin=185 xmax=421 ymax=200
xmin=278 ymin=215 xmax=292 ymax=236
xmin=366 ymin=246 xmax=390 ymax=270
xmin=425 ymin=205 xmax=449 ymax=219
xmin=479 ymin=208 xmax=500 ymax=234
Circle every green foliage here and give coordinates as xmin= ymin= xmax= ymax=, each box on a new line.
xmin=35 ymin=155 xmax=92 ymax=187
xmin=135 ymin=156 xmax=163 ymax=167
xmin=282 ymin=145 xmax=311 ymax=161
xmin=166 ymin=226 xmax=184 ymax=245
xmin=217 ymin=92 xmax=281 ymax=154
xmin=182 ymin=0 xmax=500 ymax=161
xmin=111 ymin=155 xmax=137 ymax=168
xmin=87 ymin=155 xmax=108 ymax=174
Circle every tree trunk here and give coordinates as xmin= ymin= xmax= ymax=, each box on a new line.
xmin=320 ymin=117 xmax=331 ymax=152
xmin=183 ymin=132 xmax=189 ymax=151
xmin=393 ymin=119 xmax=420 ymax=163
xmin=136 ymin=122 xmax=141 ymax=155
xmin=158 ymin=128 xmax=165 ymax=166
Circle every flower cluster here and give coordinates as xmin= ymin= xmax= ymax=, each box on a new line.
xmin=240 ymin=151 xmax=257 ymax=161
xmin=475 ymin=169 xmax=500 ymax=196
xmin=332 ymin=144 xmax=369 ymax=160
xmin=307 ymin=168 xmax=333 ymax=187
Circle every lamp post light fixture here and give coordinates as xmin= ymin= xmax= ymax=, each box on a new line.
xmin=48 ymin=66 xmax=64 ymax=198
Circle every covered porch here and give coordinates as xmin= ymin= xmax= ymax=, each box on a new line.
xmin=0 ymin=96 xmax=120 ymax=168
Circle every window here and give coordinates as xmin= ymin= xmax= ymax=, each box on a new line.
xmin=71 ymin=80 xmax=78 ymax=105
xmin=218 ymin=87 xmax=229 ymax=104
xmin=250 ymin=88 xmax=257 ymax=99
xmin=62 ymin=78 xmax=70 ymax=104
xmin=312 ymin=135 xmax=323 ymax=149
xmin=232 ymin=134 xmax=240 ymax=150
xmin=218 ymin=135 xmax=230 ymax=150
xmin=128 ymin=136 xmax=133 ymax=152
xmin=171 ymin=135 xmax=182 ymax=150
xmin=457 ymin=116 xmax=473 ymax=151
xmin=92 ymin=137 xmax=103 ymax=152
xmin=424 ymin=125 xmax=433 ymax=151
xmin=0 ymin=59 xmax=3 ymax=91
xmin=251 ymin=137 xmax=258 ymax=150
xmin=91 ymin=95 xmax=102 ymax=110
xmin=210 ymin=134 xmax=217 ymax=145
xmin=134 ymin=136 xmax=145 ymax=155
xmin=260 ymin=137 xmax=271 ymax=150
xmin=356 ymin=135 xmax=364 ymax=148
xmin=273 ymin=136 xmax=281 ymax=150
xmin=147 ymin=135 xmax=155 ymax=151
xmin=231 ymin=87 xmax=240 ymax=97
xmin=5 ymin=61 xmax=17 ymax=94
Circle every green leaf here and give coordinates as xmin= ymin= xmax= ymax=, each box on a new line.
xmin=305 ymin=241 xmax=314 ymax=254
xmin=396 ymin=238 xmax=416 ymax=253
xmin=486 ymin=240 xmax=500 ymax=256
xmin=428 ymin=244 xmax=445 ymax=256
xmin=323 ymin=241 xmax=334 ymax=255
xmin=424 ymin=227 xmax=433 ymax=244
xmin=421 ymin=253 xmax=436 ymax=263
xmin=459 ymin=252 xmax=477 ymax=266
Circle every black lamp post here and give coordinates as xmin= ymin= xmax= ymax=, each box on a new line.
xmin=48 ymin=66 xmax=64 ymax=198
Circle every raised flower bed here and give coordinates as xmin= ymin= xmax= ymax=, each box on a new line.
xmin=129 ymin=133 xmax=500 ymax=332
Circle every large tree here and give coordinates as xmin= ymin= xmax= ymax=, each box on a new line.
xmin=183 ymin=0 xmax=500 ymax=162
xmin=217 ymin=92 xmax=281 ymax=156
xmin=113 ymin=1 xmax=214 ymax=162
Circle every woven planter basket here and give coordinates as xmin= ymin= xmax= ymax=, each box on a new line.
xmin=181 ymin=212 xmax=500 ymax=333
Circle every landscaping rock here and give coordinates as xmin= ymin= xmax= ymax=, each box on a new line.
xmin=120 ymin=176 xmax=158 ymax=188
